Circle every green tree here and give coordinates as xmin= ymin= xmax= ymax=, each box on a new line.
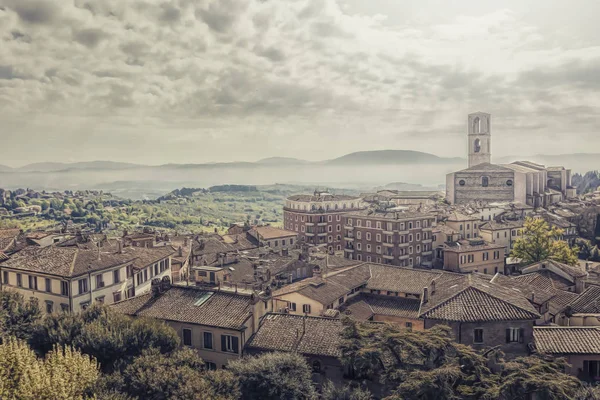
xmin=228 ymin=352 xmax=317 ymax=400
xmin=340 ymin=319 xmax=496 ymax=399
xmin=511 ymin=217 xmax=579 ymax=265
xmin=321 ymin=381 xmax=373 ymax=400
xmin=0 ymin=290 xmax=42 ymax=340
xmin=491 ymin=355 xmax=582 ymax=400
xmin=0 ymin=337 xmax=99 ymax=400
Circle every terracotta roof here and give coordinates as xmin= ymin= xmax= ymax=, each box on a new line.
xmin=479 ymin=220 xmax=524 ymax=231
xmin=0 ymin=243 xmax=173 ymax=278
xmin=0 ymin=228 xmax=20 ymax=252
xmin=344 ymin=209 xmax=434 ymax=220
xmin=534 ymin=327 xmax=600 ymax=354
xmin=343 ymin=294 xmax=421 ymax=320
xmin=250 ymin=226 xmax=298 ymax=240
xmin=366 ymin=264 xmax=449 ymax=295
xmin=522 ymin=260 xmax=587 ymax=279
xmin=0 ymin=252 xmax=9 ymax=262
xmin=512 ymin=271 xmax=573 ymax=292
xmin=458 ymin=163 xmax=515 ymax=173
xmin=444 ymin=240 xmax=506 ymax=253
xmin=246 ymin=313 xmax=343 ymax=357
xmin=446 ymin=212 xmax=479 ymax=222
xmin=419 ymin=274 xmax=541 ymax=322
xmin=566 ymin=285 xmax=600 ymax=314
xmin=110 ymin=286 xmax=253 ymax=330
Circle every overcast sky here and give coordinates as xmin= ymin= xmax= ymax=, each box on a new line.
xmin=0 ymin=0 xmax=599 ymax=167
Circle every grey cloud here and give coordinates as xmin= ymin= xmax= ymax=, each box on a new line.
xmin=73 ymin=28 xmax=108 ymax=48
xmin=195 ymin=1 xmax=239 ymax=34
xmin=255 ymin=45 xmax=286 ymax=62
xmin=159 ymin=3 xmax=181 ymax=23
xmin=517 ymin=58 xmax=600 ymax=90
xmin=6 ymin=0 xmax=59 ymax=25
xmin=0 ymin=65 xmax=15 ymax=80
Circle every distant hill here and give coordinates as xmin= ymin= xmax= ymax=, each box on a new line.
xmin=326 ymin=150 xmax=463 ymax=165
xmin=17 ymin=161 xmax=143 ymax=172
xmin=256 ymin=157 xmax=308 ymax=165
xmin=0 ymin=165 xmax=13 ymax=172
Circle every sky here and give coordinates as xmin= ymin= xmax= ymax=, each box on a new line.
xmin=0 ymin=0 xmax=599 ymax=167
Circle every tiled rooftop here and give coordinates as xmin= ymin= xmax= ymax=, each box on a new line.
xmin=566 ymin=285 xmax=600 ymax=314
xmin=343 ymin=293 xmax=421 ymax=320
xmin=110 ymin=286 xmax=254 ymax=330
xmin=534 ymin=327 xmax=600 ymax=354
xmin=246 ymin=313 xmax=343 ymax=357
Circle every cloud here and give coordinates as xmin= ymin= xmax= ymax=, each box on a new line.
xmin=0 ymin=0 xmax=598 ymax=166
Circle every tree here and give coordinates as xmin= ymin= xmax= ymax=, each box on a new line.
xmin=490 ymin=355 xmax=582 ymax=400
xmin=511 ymin=217 xmax=579 ymax=265
xmin=0 ymin=290 xmax=42 ymax=340
xmin=321 ymin=381 xmax=373 ymax=400
xmin=339 ymin=319 xmax=496 ymax=399
xmin=0 ymin=337 xmax=99 ymax=400
xmin=29 ymin=305 xmax=179 ymax=371
xmin=227 ymin=352 xmax=317 ymax=400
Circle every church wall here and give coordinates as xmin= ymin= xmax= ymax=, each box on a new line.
xmin=514 ymin=172 xmax=527 ymax=205
xmin=453 ymin=171 xmax=515 ymax=204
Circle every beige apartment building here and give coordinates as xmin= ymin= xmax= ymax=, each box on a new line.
xmin=283 ymin=192 xmax=364 ymax=251
xmin=0 ymin=241 xmax=174 ymax=313
xmin=443 ymin=239 xmax=506 ymax=275
xmin=445 ymin=212 xmax=480 ymax=240
xmin=479 ymin=220 xmax=524 ymax=255
xmin=111 ymin=284 xmax=272 ymax=369
xmin=343 ymin=209 xmax=436 ymax=268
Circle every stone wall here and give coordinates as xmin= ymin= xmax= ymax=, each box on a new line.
xmin=453 ymin=171 xmax=516 ymax=204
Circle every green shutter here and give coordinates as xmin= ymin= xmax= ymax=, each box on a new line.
xmin=232 ymin=337 xmax=239 ymax=354
xmin=221 ymin=335 xmax=227 ymax=352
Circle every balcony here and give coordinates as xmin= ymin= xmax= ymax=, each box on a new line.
xmin=398 ymin=242 xmax=409 ymax=248
xmin=344 ymin=248 xmax=354 ymax=253
xmin=383 ymin=254 xmax=394 ymax=260
xmin=383 ymin=230 xmax=393 ymax=235
xmin=398 ymin=230 xmax=409 ymax=235
xmin=422 ymin=239 xmax=432 ymax=244
xmin=344 ymin=225 xmax=354 ymax=230
xmin=423 ymin=227 xmax=433 ymax=232
xmin=399 ymin=254 xmax=409 ymax=260
xmin=305 ymin=222 xmax=314 ymax=226
xmin=317 ymin=222 xmax=328 ymax=227
xmin=383 ymin=242 xmax=394 ymax=248
xmin=422 ymin=251 xmax=433 ymax=256
xmin=345 ymin=236 xmax=354 ymax=241
xmin=318 ymin=232 xmax=327 ymax=237
xmin=305 ymin=232 xmax=315 ymax=237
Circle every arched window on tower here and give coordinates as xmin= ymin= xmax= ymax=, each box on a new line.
xmin=472 ymin=117 xmax=480 ymax=134
xmin=474 ymin=138 xmax=481 ymax=153
xmin=482 ymin=176 xmax=489 ymax=187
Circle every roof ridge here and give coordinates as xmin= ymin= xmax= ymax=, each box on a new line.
xmin=69 ymin=248 xmax=78 ymax=276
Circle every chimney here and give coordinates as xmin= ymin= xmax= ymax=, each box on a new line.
xmin=422 ymin=287 xmax=429 ymax=304
xmin=430 ymin=280 xmax=436 ymax=295
xmin=586 ymin=261 xmax=592 ymax=271
xmin=313 ymin=265 xmax=322 ymax=278
xmin=117 ymin=240 xmax=123 ymax=254
xmin=184 ymin=237 xmax=189 ymax=247
xmin=178 ymin=246 xmax=183 ymax=257
xmin=151 ymin=278 xmax=161 ymax=296
xmin=160 ymin=276 xmax=171 ymax=292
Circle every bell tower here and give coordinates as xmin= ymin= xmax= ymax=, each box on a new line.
xmin=468 ymin=112 xmax=491 ymax=167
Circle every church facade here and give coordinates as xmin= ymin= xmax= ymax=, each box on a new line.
xmin=446 ymin=112 xmax=576 ymax=207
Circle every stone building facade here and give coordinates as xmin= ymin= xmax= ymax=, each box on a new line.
xmin=446 ymin=112 xmax=576 ymax=207
xmin=343 ymin=210 xmax=436 ymax=268
xmin=283 ymin=192 xmax=364 ymax=252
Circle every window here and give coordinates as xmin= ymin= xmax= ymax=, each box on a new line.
xmin=95 ymin=295 xmax=105 ymax=304
xmin=506 ymin=179 xmax=513 ymax=186
xmin=203 ymin=332 xmax=213 ymax=350
xmin=473 ymin=328 xmax=484 ymax=343
xmin=376 ymin=234 xmax=381 ymax=242
xmin=80 ymin=302 xmax=90 ymax=310
xmin=61 ymin=281 xmax=69 ymax=296
xmin=288 ymin=302 xmax=297 ymax=312
xmin=303 ymin=304 xmax=311 ymax=313
xmin=60 ymin=304 xmax=69 ymax=312
xmin=113 ymin=292 xmax=122 ymax=303
xmin=312 ymin=360 xmax=322 ymax=373
xmin=113 ymin=270 xmax=120 ymax=284
xmin=356 ymin=243 xmax=361 ymax=251
xmin=366 ymin=244 xmax=371 ymax=252
xmin=356 ymin=220 xmax=361 ymax=227
xmin=2 ymin=271 xmax=8 ymax=284
xmin=337 ymin=215 xmax=341 ymax=221
xmin=405 ymin=322 xmax=413 ymax=330
xmin=506 ymin=328 xmax=523 ymax=343
xmin=356 ymin=232 xmax=361 ymax=240
xmin=183 ymin=328 xmax=192 ymax=346
xmin=328 ymin=215 xmax=332 ymax=222
xmin=376 ymin=221 xmax=381 ymax=229
xmin=221 ymin=335 xmax=239 ymax=353
xmin=96 ymin=274 xmax=105 ymax=288
xmin=459 ymin=180 xmax=466 ymax=186
xmin=78 ymin=278 xmax=88 ymax=294
xmin=408 ymin=222 xmax=413 ymax=229
xmin=198 ymin=271 xmax=207 ymax=277
xmin=483 ymin=252 xmax=489 ymax=261
xmin=338 ymin=297 xmax=344 ymax=305
xmin=585 ymin=360 xmax=600 ymax=380
xmin=45 ymin=301 xmax=54 ymax=314
xmin=376 ymin=246 xmax=381 ymax=254
xmin=416 ymin=233 xmax=420 ymax=241
xmin=366 ymin=221 xmax=371 ymax=228
xmin=45 ymin=278 xmax=52 ymax=293
xmin=482 ymin=176 xmax=489 ymax=187
xmin=366 ymin=232 xmax=371 ymax=241
xmin=205 ymin=362 xmax=217 ymax=371
xmin=28 ymin=275 xmax=38 ymax=290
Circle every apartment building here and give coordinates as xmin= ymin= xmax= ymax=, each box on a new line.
xmin=445 ymin=212 xmax=480 ymax=239
xmin=443 ymin=238 xmax=506 ymax=275
xmin=111 ymin=284 xmax=272 ymax=369
xmin=0 ymin=241 xmax=174 ymax=313
xmin=343 ymin=209 xmax=436 ymax=268
xmin=479 ymin=220 xmax=525 ymax=254
xmin=283 ymin=192 xmax=364 ymax=251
